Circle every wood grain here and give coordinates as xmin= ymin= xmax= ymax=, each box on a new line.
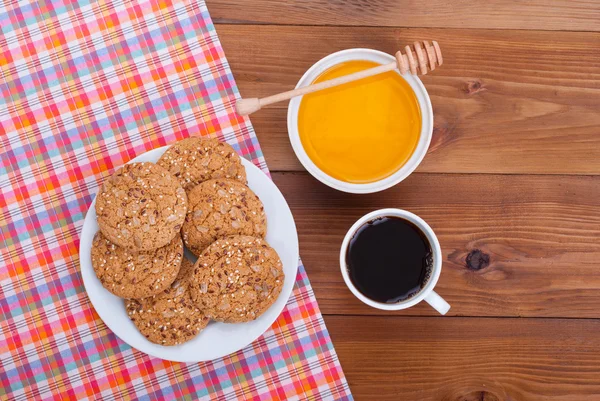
xmin=327 ymin=315 xmax=600 ymax=400
xmin=272 ymin=172 xmax=600 ymax=318
xmin=218 ymin=25 xmax=600 ymax=174
xmin=209 ymin=0 xmax=600 ymax=32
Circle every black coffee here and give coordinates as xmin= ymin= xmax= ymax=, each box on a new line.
xmin=346 ymin=216 xmax=433 ymax=303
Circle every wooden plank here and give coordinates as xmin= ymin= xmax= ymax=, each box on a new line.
xmin=326 ymin=315 xmax=600 ymax=400
xmin=271 ymin=172 xmax=600 ymax=318
xmin=218 ymin=25 xmax=600 ymax=174
xmin=209 ymin=0 xmax=600 ymax=32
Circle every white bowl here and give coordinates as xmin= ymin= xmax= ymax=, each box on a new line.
xmin=287 ymin=48 xmax=433 ymax=194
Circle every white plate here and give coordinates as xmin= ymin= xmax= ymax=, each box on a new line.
xmin=79 ymin=146 xmax=299 ymax=362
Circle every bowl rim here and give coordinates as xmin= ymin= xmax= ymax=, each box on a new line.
xmin=287 ymin=48 xmax=433 ymax=194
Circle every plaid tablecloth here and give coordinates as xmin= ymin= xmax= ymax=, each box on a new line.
xmin=0 ymin=0 xmax=352 ymax=399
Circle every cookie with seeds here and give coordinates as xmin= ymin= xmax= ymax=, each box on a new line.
xmin=126 ymin=258 xmax=209 ymax=346
xmin=181 ymin=179 xmax=266 ymax=256
xmin=96 ymin=162 xmax=187 ymax=251
xmin=157 ymin=137 xmax=247 ymax=191
xmin=189 ymin=236 xmax=284 ymax=323
xmin=91 ymin=231 xmax=183 ymax=299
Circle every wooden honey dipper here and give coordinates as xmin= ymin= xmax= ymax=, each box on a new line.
xmin=236 ymin=41 xmax=442 ymax=116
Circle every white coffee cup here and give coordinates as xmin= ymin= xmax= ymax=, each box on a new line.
xmin=339 ymin=208 xmax=450 ymax=315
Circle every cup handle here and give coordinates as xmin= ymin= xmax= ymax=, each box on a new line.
xmin=424 ymin=290 xmax=450 ymax=315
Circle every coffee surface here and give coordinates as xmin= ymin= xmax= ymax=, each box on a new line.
xmin=346 ymin=216 xmax=432 ymax=303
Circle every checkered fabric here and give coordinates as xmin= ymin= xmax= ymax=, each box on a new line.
xmin=0 ymin=0 xmax=352 ymax=399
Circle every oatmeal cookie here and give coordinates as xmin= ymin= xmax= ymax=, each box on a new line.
xmin=95 ymin=162 xmax=187 ymax=251
xmin=189 ymin=236 xmax=284 ymax=323
xmin=91 ymin=231 xmax=183 ymax=299
xmin=181 ymin=179 xmax=266 ymax=256
xmin=157 ymin=137 xmax=246 ymax=191
xmin=126 ymin=258 xmax=209 ymax=345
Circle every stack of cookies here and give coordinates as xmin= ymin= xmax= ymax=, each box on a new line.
xmin=91 ymin=137 xmax=285 ymax=346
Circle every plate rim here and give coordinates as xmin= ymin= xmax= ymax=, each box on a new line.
xmin=79 ymin=145 xmax=299 ymax=362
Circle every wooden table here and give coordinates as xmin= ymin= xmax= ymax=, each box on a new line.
xmin=209 ymin=2 xmax=600 ymax=399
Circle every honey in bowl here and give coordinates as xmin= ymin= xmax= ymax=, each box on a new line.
xmin=298 ymin=60 xmax=422 ymax=184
